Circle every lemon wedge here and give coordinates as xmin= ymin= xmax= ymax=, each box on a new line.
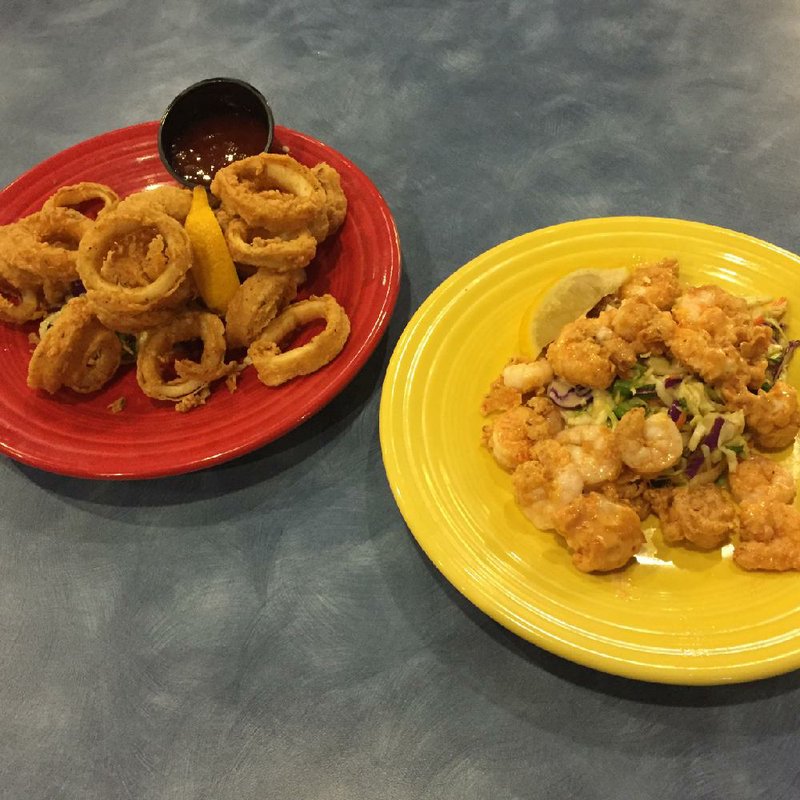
xmin=184 ymin=186 xmax=240 ymax=314
xmin=520 ymin=267 xmax=630 ymax=356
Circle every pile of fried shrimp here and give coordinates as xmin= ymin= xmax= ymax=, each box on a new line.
xmin=0 ymin=153 xmax=350 ymax=412
xmin=481 ymin=259 xmax=800 ymax=574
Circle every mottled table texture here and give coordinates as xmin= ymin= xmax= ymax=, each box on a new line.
xmin=1 ymin=1 xmax=799 ymax=798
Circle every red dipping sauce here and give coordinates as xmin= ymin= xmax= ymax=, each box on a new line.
xmin=167 ymin=110 xmax=269 ymax=186
xmin=158 ymin=78 xmax=275 ymax=188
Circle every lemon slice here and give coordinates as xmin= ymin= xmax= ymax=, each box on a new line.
xmin=184 ymin=186 xmax=240 ymax=314
xmin=520 ymin=267 xmax=630 ymax=356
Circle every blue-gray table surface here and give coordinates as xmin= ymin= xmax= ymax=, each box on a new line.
xmin=1 ymin=2 xmax=798 ymax=798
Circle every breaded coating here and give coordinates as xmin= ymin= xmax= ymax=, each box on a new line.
xmin=554 ymin=492 xmax=644 ymax=573
xmin=649 ymin=485 xmax=739 ymax=550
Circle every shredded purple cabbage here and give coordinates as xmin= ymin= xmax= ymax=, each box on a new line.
xmin=667 ymin=401 xmax=683 ymax=423
xmin=547 ymin=379 xmax=592 ymax=409
xmin=685 ymin=450 xmax=705 ymax=479
xmin=773 ymin=339 xmax=800 ymax=382
xmin=664 ymin=375 xmax=682 ymax=389
xmin=703 ymin=417 xmax=725 ymax=450
xmin=681 ymin=418 xmax=727 ymax=481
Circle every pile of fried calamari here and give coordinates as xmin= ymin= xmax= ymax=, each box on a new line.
xmin=481 ymin=259 xmax=800 ymax=574
xmin=0 ymin=154 xmax=350 ymax=412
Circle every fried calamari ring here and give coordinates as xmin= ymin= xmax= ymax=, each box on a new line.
xmin=0 ymin=283 xmax=42 ymax=324
xmin=225 ymin=269 xmax=303 ymax=349
xmin=78 ymin=209 xmax=192 ymax=305
xmin=89 ymin=276 xmax=195 ymax=333
xmin=13 ymin=207 xmax=92 ymax=284
xmin=211 ymin=154 xmax=326 ymax=229
xmin=0 ymin=224 xmax=48 ymax=323
xmin=0 ymin=272 xmax=45 ymax=323
xmin=78 ymin=209 xmax=195 ymax=332
xmin=248 ymin=294 xmax=350 ymax=386
xmin=136 ymin=310 xmax=231 ymax=404
xmin=312 ymin=162 xmax=348 ymax=237
xmin=113 ymin=185 xmax=193 ymax=223
xmin=0 ymin=220 xmax=81 ymax=323
xmin=42 ymin=182 xmax=119 ymax=215
xmin=27 ymin=296 xmax=122 ymax=394
xmin=224 ymin=217 xmax=317 ymax=271
xmin=214 ymin=206 xmax=235 ymax=232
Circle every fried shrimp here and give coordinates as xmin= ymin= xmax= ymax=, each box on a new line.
xmin=738 ymin=497 xmax=800 ymax=543
xmin=483 ymin=256 xmax=800 ymax=573
xmin=735 ymin=538 xmax=800 ymax=571
xmin=480 ymin=375 xmax=522 ymax=415
xmin=556 ymin=424 xmax=622 ymax=486
xmin=613 ymin=408 xmax=683 ymax=475
xmin=618 ymin=258 xmax=680 ymax=310
xmin=547 ymin=316 xmax=634 ymax=389
xmin=480 ymin=359 xmax=552 ymax=414
xmin=609 ymin=296 xmax=676 ymax=355
xmin=248 ymin=294 xmax=350 ymax=387
xmin=738 ymin=323 xmax=773 ymax=364
xmin=502 ymin=358 xmax=553 ymax=393
xmin=512 ymin=439 xmax=584 ymax=530
xmin=648 ymin=485 xmax=739 ymax=550
xmin=670 ymin=285 xmax=774 ymax=388
xmin=483 ymin=406 xmax=536 ymax=470
xmin=524 ymin=396 xmax=564 ymax=441
xmin=735 ymin=498 xmax=800 ymax=571
xmin=672 ymin=285 xmax=751 ymax=336
xmin=553 ymin=492 xmax=644 ymax=572
xmin=481 ymin=255 xmax=800 ymax=573
xmin=483 ymin=398 xmax=563 ymax=470
xmin=669 ymin=327 xmax=753 ymax=386
xmin=27 ymin=296 xmax=122 ymax=394
xmin=729 ymin=381 xmax=800 ymax=450
xmin=728 ymin=454 xmax=796 ymax=504
xmin=224 ymin=268 xmax=303 ymax=349
xmin=595 ymin=469 xmax=651 ymax=520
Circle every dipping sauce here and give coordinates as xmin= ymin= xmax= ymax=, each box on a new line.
xmin=158 ymin=78 xmax=275 ymax=188
xmin=167 ymin=110 xmax=269 ymax=187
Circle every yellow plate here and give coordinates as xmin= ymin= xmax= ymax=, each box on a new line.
xmin=380 ymin=216 xmax=800 ymax=685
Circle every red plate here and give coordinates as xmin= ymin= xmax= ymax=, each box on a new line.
xmin=0 ymin=122 xmax=401 ymax=479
